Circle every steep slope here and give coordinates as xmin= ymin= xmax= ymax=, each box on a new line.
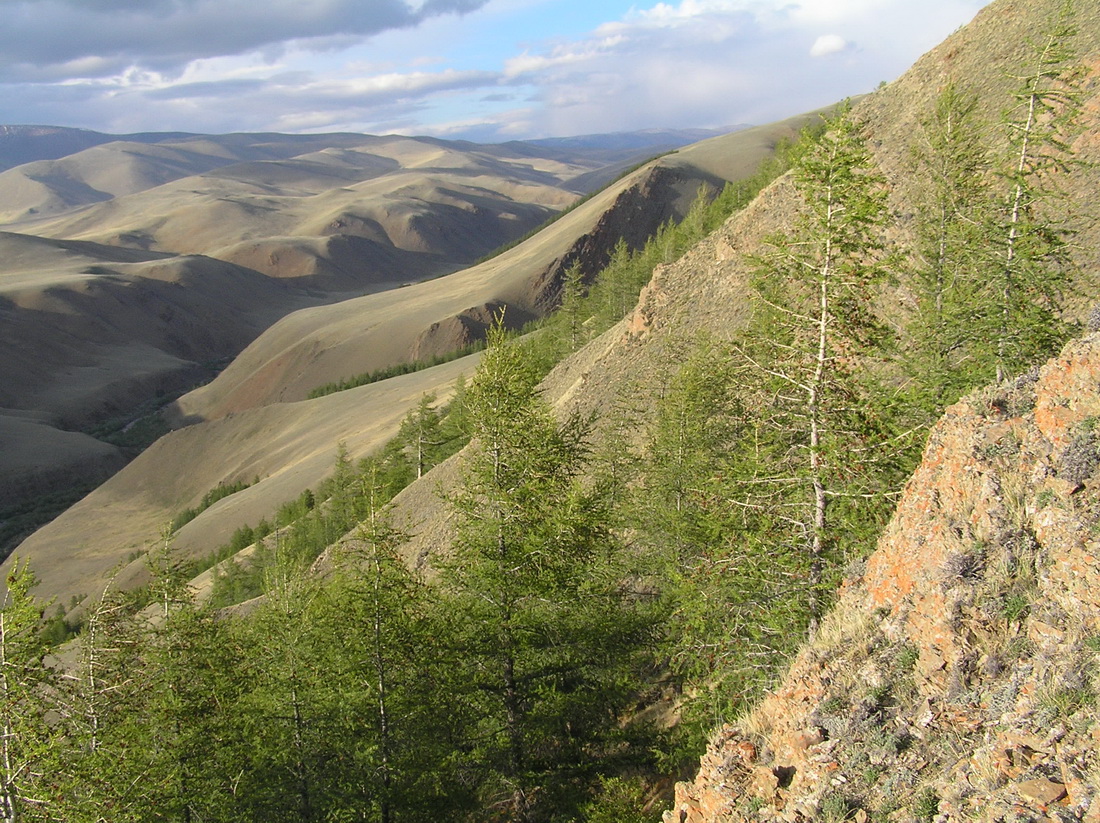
xmin=664 ymin=332 xmax=1100 ymax=823
xmin=6 ymin=111 xmax=820 ymax=604
xmin=12 ymin=354 xmax=479 ymax=604
xmin=0 ymin=133 xmax=619 ymax=518
xmin=860 ymin=0 xmax=1100 ymax=322
xmin=363 ymin=2 xmax=1100 ymax=815
xmin=0 ymin=233 xmax=296 ymax=425
xmin=170 ymin=110 xmax=825 ymax=422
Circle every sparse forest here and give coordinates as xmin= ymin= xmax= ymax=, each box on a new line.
xmin=2 ymin=7 xmax=1091 ymax=820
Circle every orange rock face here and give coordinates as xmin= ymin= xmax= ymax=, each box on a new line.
xmin=665 ymin=336 xmax=1100 ymax=821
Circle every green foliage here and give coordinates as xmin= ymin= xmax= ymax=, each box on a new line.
xmin=819 ymin=794 xmax=857 ymax=823
xmin=0 ymin=559 xmax=58 ymax=822
xmin=912 ymin=787 xmax=940 ymax=821
xmin=441 ymin=325 xmax=661 ymax=820
xmin=38 ymin=602 xmax=81 ymax=647
xmin=581 ymin=776 xmax=662 ymax=823
xmin=10 ymin=51 xmax=1097 ymax=820
xmin=630 ymin=342 xmax=779 ymax=740
xmin=1001 ymin=591 xmax=1031 ymax=622
xmin=732 ymin=106 xmax=906 ymax=619
xmin=989 ymin=0 xmax=1084 ymax=380
xmin=307 ymin=340 xmax=485 ymax=398
xmin=208 ymin=386 xmax=473 ymax=608
xmin=904 ymin=82 xmax=995 ymax=413
xmin=896 ymin=643 xmax=920 ymax=672
xmin=170 ymin=478 xmax=254 ymax=533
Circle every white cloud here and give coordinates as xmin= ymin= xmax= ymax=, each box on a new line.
xmin=810 ymin=34 xmax=849 ymax=57
xmin=0 ymin=0 xmax=490 ymax=81
xmin=0 ymin=0 xmax=990 ymax=139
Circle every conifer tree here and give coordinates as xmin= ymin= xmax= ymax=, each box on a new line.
xmin=990 ymin=0 xmax=1083 ymax=381
xmin=322 ymin=471 xmax=473 ymax=822
xmin=232 ymin=549 xmax=336 ymax=822
xmin=0 ymin=560 xmax=56 ymax=823
xmin=905 ymin=82 xmax=992 ymax=411
xmin=129 ymin=539 xmax=244 ymax=821
xmin=397 ymin=393 xmax=448 ymax=480
xmin=54 ymin=577 xmax=153 ymax=821
xmin=731 ymin=107 xmax=898 ymax=626
xmin=442 ymin=323 xmax=656 ymax=822
xmin=559 ymin=261 xmax=586 ymax=352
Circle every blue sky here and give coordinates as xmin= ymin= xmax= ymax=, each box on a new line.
xmin=2 ymin=0 xmax=990 ymax=140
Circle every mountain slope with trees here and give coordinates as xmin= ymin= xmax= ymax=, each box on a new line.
xmin=4 ymin=0 xmax=1100 ymax=820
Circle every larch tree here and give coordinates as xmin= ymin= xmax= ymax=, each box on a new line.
xmin=730 ymin=107 xmax=899 ymax=627
xmin=442 ymin=323 xmax=656 ymax=823
xmin=0 ymin=561 xmax=56 ymax=823
xmin=397 ymin=393 xmax=448 ymax=480
xmin=990 ymin=0 xmax=1083 ymax=381
xmin=321 ymin=469 xmax=474 ymax=822
xmin=905 ymin=81 xmax=993 ymax=412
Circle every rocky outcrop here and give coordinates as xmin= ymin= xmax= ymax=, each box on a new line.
xmin=530 ymin=163 xmax=719 ymax=312
xmin=666 ymin=333 xmax=1100 ymax=822
xmin=410 ymin=300 xmax=535 ymax=360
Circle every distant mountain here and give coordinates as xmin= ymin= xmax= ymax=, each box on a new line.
xmin=526 ymin=126 xmax=748 ymax=153
xmin=1 ymin=111 xmax=821 ymax=601
xmin=0 ymin=125 xmax=201 ymax=171
xmin=0 ymin=124 xmax=749 ymax=174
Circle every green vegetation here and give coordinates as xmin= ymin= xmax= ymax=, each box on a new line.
xmin=5 ymin=15 xmax=1094 ymax=818
xmin=903 ymin=3 xmax=1085 ymax=399
xmin=170 ymin=478 xmax=254 ymax=532
xmin=208 ymin=394 xmax=469 ymax=607
xmin=441 ymin=325 xmax=660 ymax=820
xmin=0 ymin=482 xmax=101 ymax=562
xmin=307 ymin=340 xmax=486 ymax=399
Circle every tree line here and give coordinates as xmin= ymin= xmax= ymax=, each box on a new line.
xmin=1 ymin=6 xmax=1088 ymax=819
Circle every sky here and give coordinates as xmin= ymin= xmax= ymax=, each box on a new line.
xmin=2 ymin=0 xmax=991 ymax=141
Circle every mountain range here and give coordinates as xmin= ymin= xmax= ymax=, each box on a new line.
xmin=0 ymin=116 xmax=813 ymax=598
xmin=5 ymin=0 xmax=1100 ymax=819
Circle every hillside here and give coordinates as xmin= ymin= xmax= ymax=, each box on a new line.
xmin=0 ymin=130 xmax=687 ymax=527
xmin=11 ymin=355 xmax=479 ymax=605
xmin=0 ymin=125 xmax=199 ymax=172
xmin=6 ymin=0 xmax=1100 ymax=819
xmin=6 ymin=111 xmax=820 ymax=603
xmin=171 ymin=111 xmax=823 ymax=422
xmin=665 ymin=329 xmax=1100 ymax=823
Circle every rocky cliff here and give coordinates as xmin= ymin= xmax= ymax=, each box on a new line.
xmin=666 ymin=332 xmax=1100 ymax=822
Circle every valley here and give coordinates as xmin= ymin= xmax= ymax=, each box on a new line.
xmin=6 ymin=0 xmax=1100 ymax=820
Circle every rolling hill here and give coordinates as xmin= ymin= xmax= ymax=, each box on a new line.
xmin=4 ymin=110 xmax=824 ymax=603
xmin=0 ymin=129 xmax=702 ymax=527
xmin=7 ymin=0 xmax=1100 ymax=820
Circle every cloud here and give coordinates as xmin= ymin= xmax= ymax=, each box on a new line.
xmin=453 ymin=0 xmax=987 ymax=140
xmin=0 ymin=0 xmax=488 ymax=80
xmin=810 ymin=34 xmax=850 ymax=57
xmin=0 ymin=0 xmax=989 ymax=140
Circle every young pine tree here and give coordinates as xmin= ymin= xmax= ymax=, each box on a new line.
xmin=0 ymin=560 xmax=57 ymax=823
xmin=905 ymin=82 xmax=993 ymax=412
xmin=127 ymin=539 xmax=245 ymax=822
xmin=397 ymin=393 xmax=449 ymax=480
xmin=53 ymin=577 xmax=156 ymax=822
xmin=322 ymin=474 xmax=474 ymax=821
